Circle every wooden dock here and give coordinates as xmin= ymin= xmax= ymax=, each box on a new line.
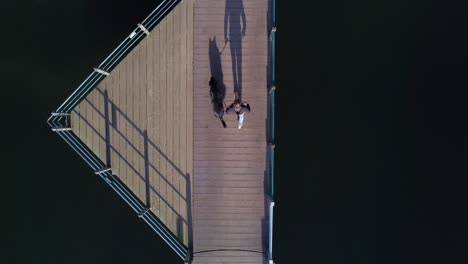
xmin=62 ymin=0 xmax=272 ymax=263
xmin=71 ymin=0 xmax=194 ymax=245
xmin=192 ymin=0 xmax=270 ymax=263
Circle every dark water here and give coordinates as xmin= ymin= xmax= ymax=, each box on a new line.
xmin=7 ymin=0 xmax=468 ymax=263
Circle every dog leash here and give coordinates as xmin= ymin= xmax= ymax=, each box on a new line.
xmin=219 ymin=41 xmax=228 ymax=54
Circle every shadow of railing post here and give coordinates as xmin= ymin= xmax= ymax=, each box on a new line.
xmin=186 ymin=173 xmax=193 ymax=262
xmin=104 ymin=90 xmax=112 ymax=166
xmin=77 ymin=88 xmax=194 ymax=257
xmin=144 ymin=130 xmax=151 ymax=208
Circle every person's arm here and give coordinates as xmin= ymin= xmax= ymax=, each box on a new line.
xmin=240 ymin=104 xmax=250 ymax=114
xmin=226 ymin=105 xmax=236 ymax=115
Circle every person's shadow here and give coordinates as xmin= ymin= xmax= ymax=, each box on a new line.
xmin=224 ymin=0 xmax=246 ymax=100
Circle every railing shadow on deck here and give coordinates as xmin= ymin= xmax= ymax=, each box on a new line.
xmin=76 ymin=87 xmax=192 ymax=245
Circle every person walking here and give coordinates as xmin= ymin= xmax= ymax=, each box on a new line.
xmin=226 ymin=99 xmax=250 ymax=129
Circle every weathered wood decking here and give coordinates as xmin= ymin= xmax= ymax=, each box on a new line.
xmin=71 ymin=0 xmax=194 ymax=245
xmin=192 ymin=0 xmax=270 ymax=263
xmin=69 ymin=0 xmax=270 ymax=263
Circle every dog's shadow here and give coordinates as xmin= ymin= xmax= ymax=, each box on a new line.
xmin=208 ymin=37 xmax=227 ymax=127
xmin=209 ymin=77 xmax=225 ymax=116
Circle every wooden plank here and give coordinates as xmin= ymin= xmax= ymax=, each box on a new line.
xmin=192 ymin=255 xmax=263 ymax=264
xmin=119 ymin=55 xmax=128 ymax=184
xmin=144 ymin=38 xmax=151 ymax=207
xmin=194 ymin=187 xmax=264 ymax=195
xmin=195 ymin=147 xmax=265 ymax=155
xmin=194 ymin=154 xmax=266 ymax=162
xmin=166 ymin=11 xmax=175 ymax=232
xmin=107 ymin=66 xmax=114 ymax=172
xmin=76 ymin=99 xmax=85 ymax=148
xmin=194 ymin=6 xmax=269 ymax=14
xmin=193 ymin=126 xmax=266 ymax=135
xmin=186 ymin=0 xmax=194 ymax=209
xmin=125 ymin=48 xmax=136 ymax=195
xmin=152 ymin=26 xmax=162 ymax=217
xmin=195 ymin=239 xmax=262 ymax=248
xmin=173 ymin=4 xmax=181 ymax=237
xmin=84 ymin=90 xmax=92 ymax=152
xmin=178 ymin=1 xmax=189 ymax=245
xmin=134 ymin=47 xmax=143 ymax=200
xmin=71 ymin=108 xmax=80 ymax=134
xmin=97 ymin=86 xmax=106 ymax=164
xmin=89 ymin=89 xmax=97 ymax=158
xmin=177 ymin=4 xmax=189 ymax=242
xmin=130 ymin=45 xmax=138 ymax=200
xmin=140 ymin=42 xmax=146 ymax=202
xmin=146 ymin=33 xmax=157 ymax=214
xmin=194 ymin=232 xmax=263 ymax=240
xmin=193 ymin=0 xmax=265 ymax=8
xmin=91 ymin=89 xmax=100 ymax=160
xmin=90 ymin=90 xmax=101 ymax=161
xmin=110 ymin=65 xmax=120 ymax=177
xmin=137 ymin=41 xmax=145 ymax=203
xmin=186 ymin=0 xmax=195 ymax=247
xmin=179 ymin=0 xmax=187 ymax=194
xmin=90 ymin=89 xmax=98 ymax=159
xmin=193 ymin=199 xmax=264 ymax=208
xmin=193 ymin=134 xmax=266 ymax=142
xmin=192 ymin=219 xmax=262 ymax=228
xmin=194 ymin=72 xmax=266 ymax=83
xmin=194 ymin=225 xmax=262 ymax=234
xmin=159 ymin=18 xmax=168 ymax=224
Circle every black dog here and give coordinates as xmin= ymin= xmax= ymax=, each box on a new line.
xmin=209 ymin=77 xmax=227 ymax=128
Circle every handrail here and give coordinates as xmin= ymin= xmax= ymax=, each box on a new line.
xmin=268 ymin=0 xmax=276 ymax=263
xmin=56 ymin=0 xmax=180 ymax=114
xmin=51 ymin=129 xmax=189 ymax=260
xmin=48 ymin=0 xmax=189 ymax=262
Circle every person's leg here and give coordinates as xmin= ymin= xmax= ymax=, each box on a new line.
xmin=238 ymin=113 xmax=244 ymax=129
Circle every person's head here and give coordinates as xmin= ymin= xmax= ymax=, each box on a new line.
xmin=233 ymin=99 xmax=242 ymax=107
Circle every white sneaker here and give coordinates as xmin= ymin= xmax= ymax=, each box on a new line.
xmin=238 ymin=123 xmax=243 ymax=129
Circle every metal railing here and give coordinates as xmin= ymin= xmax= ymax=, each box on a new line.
xmin=268 ymin=0 xmax=276 ymax=263
xmin=47 ymin=0 xmax=190 ymax=262
xmin=55 ymin=0 xmax=180 ymax=114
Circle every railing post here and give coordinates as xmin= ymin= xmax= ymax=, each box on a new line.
xmin=94 ymin=167 xmax=112 ymax=175
xmin=51 ymin=112 xmax=70 ymax=117
xmin=269 ymin=201 xmax=275 ymax=264
xmin=138 ymin=207 xmax=150 ymax=218
xmin=51 ymin=127 xmax=72 ymax=132
xmin=184 ymin=248 xmax=192 ymax=264
xmin=93 ymin=68 xmax=110 ymax=76
xmin=137 ymin=23 xmax=150 ymax=35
